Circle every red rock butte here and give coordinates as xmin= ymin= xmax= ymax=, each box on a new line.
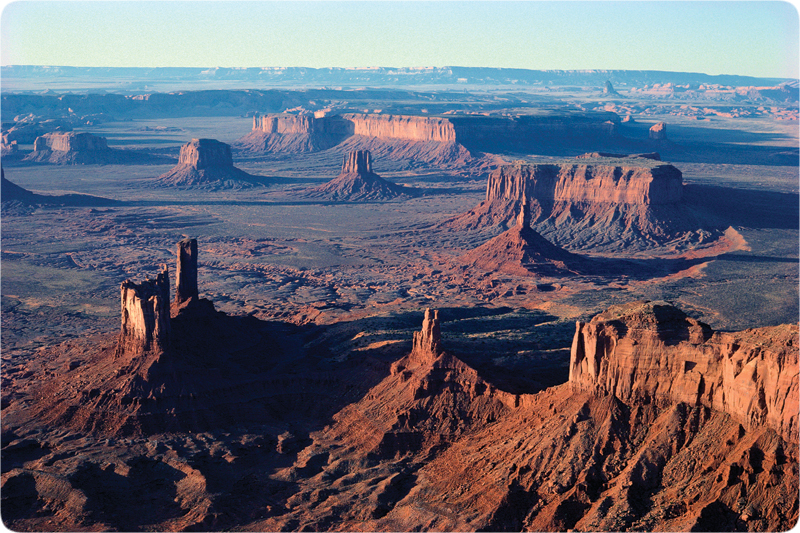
xmin=156 ymin=138 xmax=265 ymax=189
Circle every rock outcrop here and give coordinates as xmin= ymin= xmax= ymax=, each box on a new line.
xmin=117 ymin=266 xmax=171 ymax=355
xmin=649 ymin=121 xmax=668 ymax=140
xmin=301 ymin=150 xmax=416 ymax=201
xmin=460 ymin=201 xmax=591 ymax=277
xmin=156 ymin=138 xmax=266 ymax=189
xmin=175 ymin=238 xmax=199 ymax=305
xmin=448 ymin=157 xmax=721 ymax=252
xmin=23 ymin=132 xmax=164 ymax=165
xmin=569 ymin=300 xmax=799 ymax=443
xmin=410 ymin=308 xmax=442 ymax=364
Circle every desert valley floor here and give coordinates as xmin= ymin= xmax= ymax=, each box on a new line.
xmin=1 ymin=75 xmax=798 ymax=531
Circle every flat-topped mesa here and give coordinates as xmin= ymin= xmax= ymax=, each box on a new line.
xmin=157 ymin=139 xmax=264 ymax=189
xmin=118 ymin=265 xmax=171 ymax=355
xmin=486 ymin=161 xmax=683 ymax=207
xmin=178 ymin=138 xmax=233 ymax=169
xmin=569 ymin=301 xmax=799 ymax=443
xmin=175 ymin=238 xmax=198 ymax=305
xmin=342 ymin=113 xmax=457 ymax=142
xmin=33 ymin=132 xmax=109 ymax=153
xmin=411 ymin=309 xmax=442 ymax=364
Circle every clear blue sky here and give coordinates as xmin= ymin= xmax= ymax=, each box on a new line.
xmin=1 ymin=1 xmax=798 ymax=78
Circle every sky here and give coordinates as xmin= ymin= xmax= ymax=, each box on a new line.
xmin=1 ymin=1 xmax=798 ymax=79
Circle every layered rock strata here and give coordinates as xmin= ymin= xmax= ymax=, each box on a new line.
xmin=301 ymin=150 xmax=415 ymax=201
xmin=118 ymin=265 xmax=171 ymax=355
xmin=156 ymin=138 xmax=265 ymax=189
xmin=448 ymin=157 xmax=719 ymax=252
xmin=239 ymin=110 xmax=622 ymax=169
xmin=569 ymin=300 xmax=799 ymax=443
xmin=175 ymin=238 xmax=199 ymax=305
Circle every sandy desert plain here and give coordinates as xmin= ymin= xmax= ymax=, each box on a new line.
xmin=0 ymin=68 xmax=799 ymax=531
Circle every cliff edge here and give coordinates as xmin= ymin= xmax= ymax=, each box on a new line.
xmin=569 ymin=300 xmax=799 ymax=443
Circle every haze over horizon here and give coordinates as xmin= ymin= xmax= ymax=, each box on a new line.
xmin=1 ymin=1 xmax=798 ymax=79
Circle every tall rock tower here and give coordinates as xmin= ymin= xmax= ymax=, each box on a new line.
xmin=411 ymin=308 xmax=442 ymax=364
xmin=175 ymin=238 xmax=198 ymax=304
xmin=118 ymin=265 xmax=171 ymax=355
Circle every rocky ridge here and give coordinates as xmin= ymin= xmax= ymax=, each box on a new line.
xmin=156 ymin=138 xmax=267 ymax=190
xmin=301 ymin=150 xmax=416 ymax=201
xmin=250 ymin=302 xmax=797 ymax=531
xmin=570 ymin=300 xmax=798 ymax=443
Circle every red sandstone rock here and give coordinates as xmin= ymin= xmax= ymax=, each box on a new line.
xmin=175 ymin=238 xmax=198 ymax=305
xmin=118 ymin=265 xmax=171 ymax=355
xmin=447 ymin=158 xmax=722 ymax=252
xmin=569 ymin=300 xmax=799 ymax=443
xmin=460 ymin=202 xmax=590 ymax=277
xmin=23 ymin=132 xmax=159 ymax=165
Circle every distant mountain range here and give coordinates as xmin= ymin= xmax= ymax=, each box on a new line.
xmin=2 ymin=65 xmax=794 ymax=92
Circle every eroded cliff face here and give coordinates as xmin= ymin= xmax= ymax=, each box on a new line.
xmin=175 ymin=238 xmax=199 ymax=305
xmin=301 ymin=150 xmax=415 ymax=201
xmin=342 ymin=113 xmax=456 ymax=142
xmin=569 ymin=300 xmax=799 ymax=443
xmin=485 ymin=161 xmax=683 ymax=207
xmin=448 ymin=157 xmax=722 ymax=253
xmin=118 ymin=265 xmax=171 ymax=355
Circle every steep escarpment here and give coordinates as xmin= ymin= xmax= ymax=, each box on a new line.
xmin=250 ymin=301 xmax=798 ymax=531
xmin=301 ymin=150 xmax=416 ymax=201
xmin=156 ymin=138 xmax=267 ymax=189
xmin=570 ymin=300 xmax=799 ymax=443
xmin=22 ymin=132 xmax=166 ymax=165
xmin=449 ymin=156 xmax=722 ymax=252
xmin=1 ymin=168 xmax=119 ymax=211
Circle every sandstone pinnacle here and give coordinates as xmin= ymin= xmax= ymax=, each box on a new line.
xmin=412 ymin=308 xmax=441 ymax=363
xmin=176 ymin=238 xmax=199 ymax=304
xmin=118 ymin=264 xmax=171 ymax=355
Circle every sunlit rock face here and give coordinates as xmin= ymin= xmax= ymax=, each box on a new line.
xmin=118 ymin=265 xmax=171 ymax=355
xmin=569 ymin=300 xmax=799 ymax=443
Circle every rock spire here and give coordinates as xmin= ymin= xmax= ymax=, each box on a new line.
xmin=118 ymin=265 xmax=171 ymax=355
xmin=411 ymin=308 xmax=442 ymax=363
xmin=175 ymin=238 xmax=198 ymax=305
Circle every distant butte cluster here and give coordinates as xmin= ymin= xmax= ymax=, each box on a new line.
xmin=22 ymin=131 xmax=166 ymax=165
